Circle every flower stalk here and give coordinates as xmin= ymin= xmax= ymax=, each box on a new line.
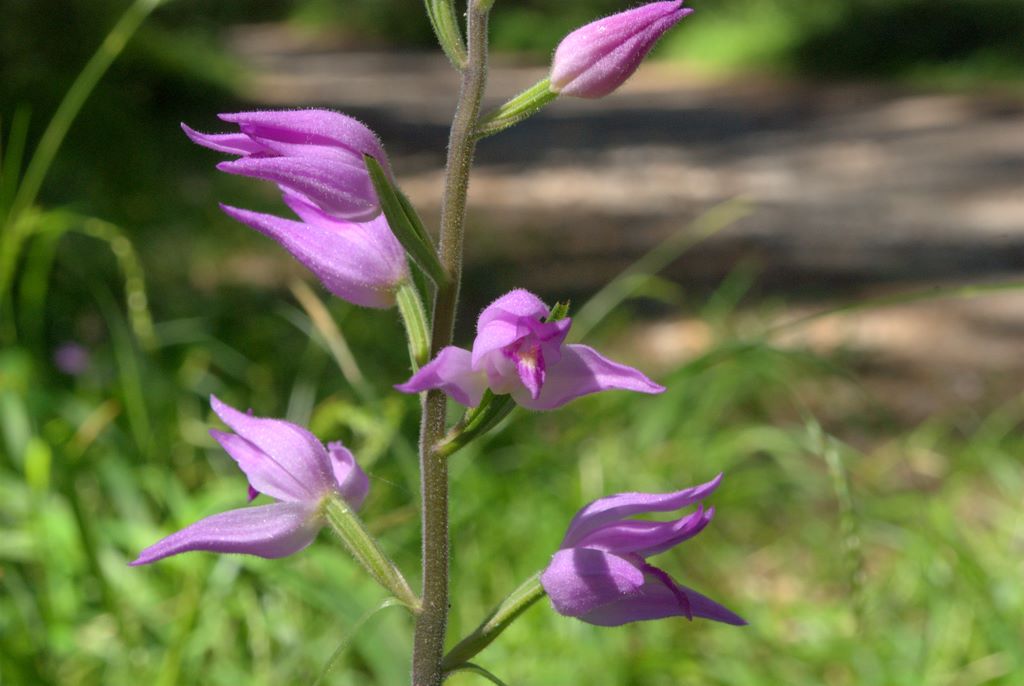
xmin=474 ymin=78 xmax=558 ymax=139
xmin=412 ymin=1 xmax=491 ymax=683
xmin=441 ymin=573 xmax=546 ymax=672
xmin=323 ymin=495 xmax=420 ymax=611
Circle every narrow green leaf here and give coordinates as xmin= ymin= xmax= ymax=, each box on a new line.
xmin=444 ymin=663 xmax=511 ymax=685
xmin=425 ymin=0 xmax=468 ymax=69
xmin=365 ymin=154 xmax=449 ymax=287
xmin=396 ymin=281 xmax=431 ymax=368
xmin=0 ymin=106 xmax=31 ymax=223
xmin=396 ymin=186 xmax=436 ymax=249
xmin=9 ymin=0 xmax=163 ymax=223
xmin=314 ymin=598 xmax=406 ymax=686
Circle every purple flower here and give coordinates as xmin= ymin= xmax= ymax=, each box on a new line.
xmin=220 ymin=191 xmax=409 ymax=309
xmin=550 ymin=1 xmax=693 ymax=99
xmin=183 ymin=109 xmax=390 ymax=221
xmin=395 ymin=289 xmax=664 ymax=410
xmin=131 ymin=395 xmax=369 ymax=565
xmin=539 ymin=474 xmax=745 ymax=627
xmin=54 ymin=342 xmax=90 ymax=376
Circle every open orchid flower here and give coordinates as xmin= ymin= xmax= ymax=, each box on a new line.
xmin=131 ymin=396 xmax=369 ymax=565
xmin=550 ymin=1 xmax=694 ymax=99
xmin=220 ymin=191 xmax=409 ymax=309
xmin=395 ymin=289 xmax=664 ymax=410
xmin=183 ymin=109 xmax=391 ymax=222
xmin=540 ymin=474 xmax=746 ymax=627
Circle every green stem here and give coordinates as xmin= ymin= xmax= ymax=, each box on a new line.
xmin=322 ymin=496 xmax=420 ymax=611
xmin=436 ymin=391 xmax=514 ymax=458
xmin=441 ymin=573 xmax=546 ymax=671
xmin=412 ymin=2 xmax=491 ymax=684
xmin=474 ymin=78 xmax=558 ymax=139
xmin=396 ymin=281 xmax=431 ymax=368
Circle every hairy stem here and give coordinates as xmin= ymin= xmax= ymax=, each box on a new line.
xmin=412 ymin=3 xmax=490 ymax=684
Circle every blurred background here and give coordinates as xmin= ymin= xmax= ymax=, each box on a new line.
xmin=2 ymin=0 xmax=1023 ymax=684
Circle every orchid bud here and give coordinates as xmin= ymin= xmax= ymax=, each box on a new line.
xmin=550 ymin=1 xmax=693 ymax=99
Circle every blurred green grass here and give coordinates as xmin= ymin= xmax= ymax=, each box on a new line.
xmin=3 ymin=271 xmax=1023 ymax=683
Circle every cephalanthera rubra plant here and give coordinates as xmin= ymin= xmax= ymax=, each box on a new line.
xmin=133 ymin=2 xmax=745 ymax=683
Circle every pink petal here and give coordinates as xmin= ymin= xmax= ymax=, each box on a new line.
xmin=210 ymin=429 xmax=310 ymax=503
xmin=130 ymin=501 xmax=321 ymax=565
xmin=562 ymin=474 xmax=722 ymax=548
xmin=219 ymin=109 xmax=390 ymax=174
xmin=327 ymin=442 xmax=369 ymax=510
xmin=471 ymin=319 xmax=528 ymax=369
xmin=394 ymin=346 xmax=488 ymax=407
xmin=181 ymin=123 xmax=265 ymax=156
xmin=540 ymin=548 xmax=645 ymax=619
xmin=578 ymin=569 xmax=746 ymax=626
xmin=476 ymin=289 xmax=550 ymax=333
xmin=512 ymin=343 xmax=664 ymax=410
xmin=210 ymin=396 xmax=335 ymax=501
xmin=217 ymin=155 xmax=379 ymax=222
xmin=219 ymin=204 xmax=407 ymax=309
xmin=569 ymin=505 xmax=713 ymax=557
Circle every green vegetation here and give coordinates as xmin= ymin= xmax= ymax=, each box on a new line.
xmin=4 ymin=254 xmax=1024 ymax=683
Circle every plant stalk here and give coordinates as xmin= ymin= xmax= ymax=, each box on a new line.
xmin=412 ymin=2 xmax=490 ymax=684
xmin=441 ymin=573 xmax=546 ymax=671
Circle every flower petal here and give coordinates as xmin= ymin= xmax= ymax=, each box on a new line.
xmin=540 ymin=548 xmax=645 ymax=619
xmin=130 ymin=501 xmax=321 ymax=565
xmin=327 ymin=442 xmax=369 ymax=511
xmin=476 ymin=289 xmax=550 ymax=333
xmin=578 ymin=568 xmax=746 ymax=626
xmin=217 ymin=155 xmax=379 ymax=222
xmin=181 ymin=123 xmax=265 ymax=156
xmin=220 ymin=204 xmax=407 ymax=308
xmin=210 ymin=395 xmax=335 ymax=501
xmin=512 ymin=343 xmax=664 ymax=410
xmin=211 ymin=429 xmax=308 ymax=503
xmin=561 ymin=474 xmax=722 ymax=548
xmin=570 ymin=505 xmax=713 ymax=557
xmin=219 ymin=109 xmax=390 ymax=173
xmin=394 ymin=346 xmax=488 ymax=407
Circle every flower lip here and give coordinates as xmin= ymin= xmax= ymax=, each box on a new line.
xmin=398 ymin=288 xmax=663 ymax=410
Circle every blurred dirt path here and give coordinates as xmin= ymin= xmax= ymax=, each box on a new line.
xmin=229 ymin=26 xmax=1024 ymax=298
xmin=227 ymin=27 xmax=1024 ymax=419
